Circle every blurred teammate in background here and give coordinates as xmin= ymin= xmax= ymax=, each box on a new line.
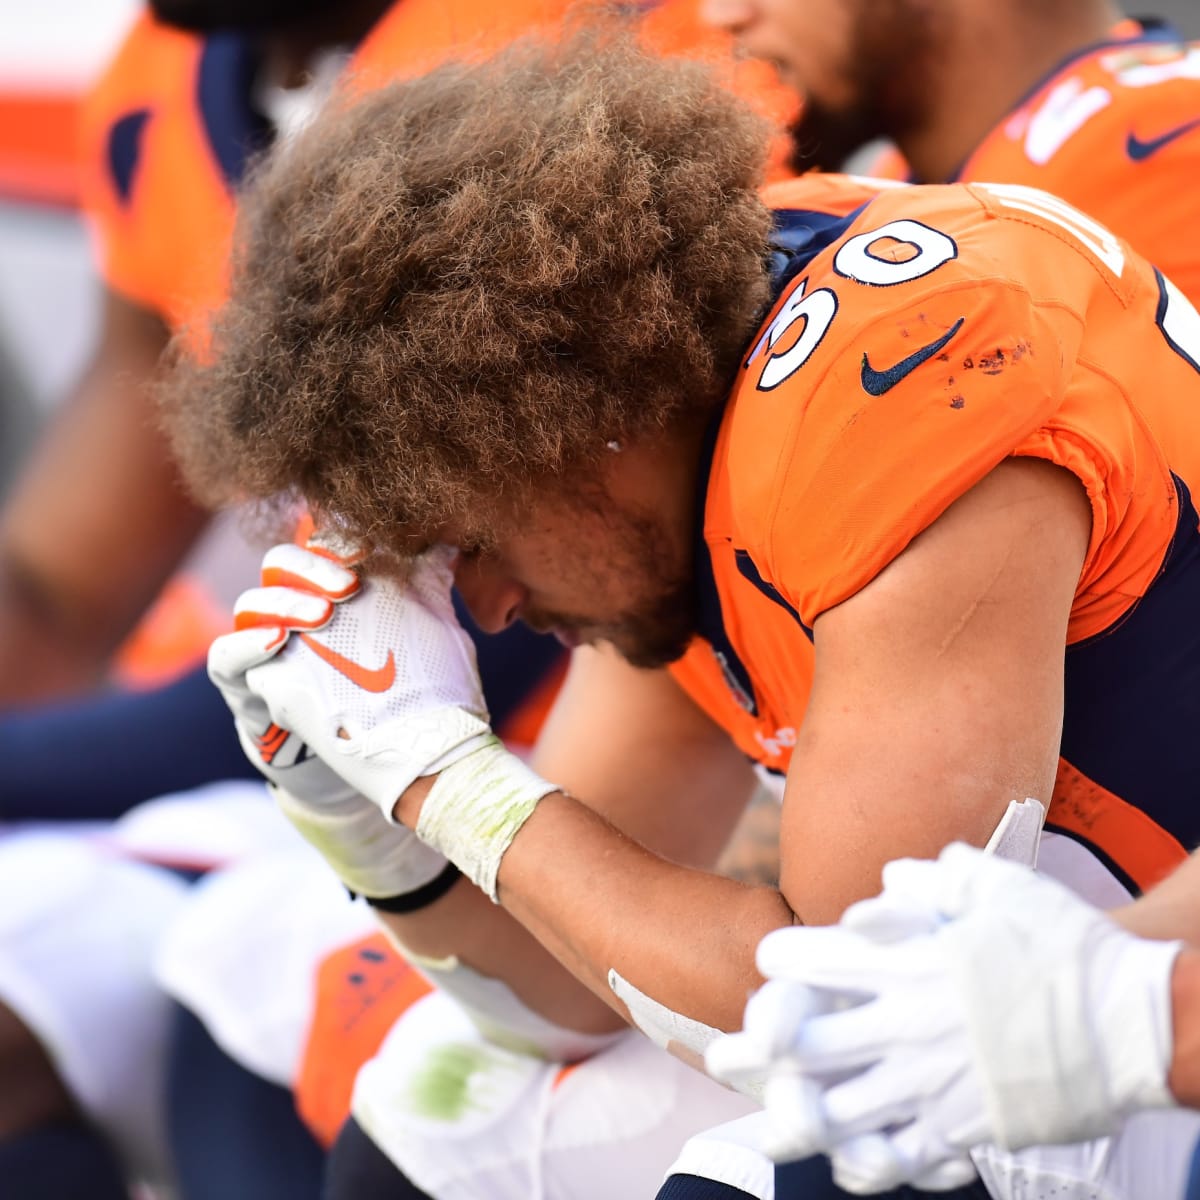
xmin=0 ymin=1 xmax=568 ymax=1195
xmin=704 ymin=0 xmax=1200 ymax=300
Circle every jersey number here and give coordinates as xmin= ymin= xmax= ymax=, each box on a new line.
xmin=749 ymin=219 xmax=956 ymax=391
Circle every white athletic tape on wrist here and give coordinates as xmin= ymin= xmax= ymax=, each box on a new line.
xmin=415 ymin=736 xmax=558 ymax=901
xmin=606 ymin=969 xmax=759 ymax=1095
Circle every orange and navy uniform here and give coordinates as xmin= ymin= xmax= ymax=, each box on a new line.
xmin=669 ymin=173 xmax=1200 ymax=897
xmin=78 ymin=0 xmax=576 ymax=332
xmin=76 ymin=0 xmax=581 ymax=1140
xmin=79 ymin=0 xmax=794 ymax=333
xmin=872 ymin=18 xmax=1200 ymax=304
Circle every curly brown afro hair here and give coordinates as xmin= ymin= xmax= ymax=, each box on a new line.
xmin=160 ymin=26 xmax=775 ymax=556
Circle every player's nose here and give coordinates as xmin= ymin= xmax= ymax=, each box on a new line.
xmin=453 ymin=554 xmax=525 ymax=634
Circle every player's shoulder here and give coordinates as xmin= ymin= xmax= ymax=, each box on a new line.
xmin=80 ymin=10 xmax=203 ymax=208
xmin=83 ymin=11 xmax=200 ymax=129
xmin=751 ymin=177 xmax=1109 ymax=381
xmin=720 ymin=181 xmax=1105 ymax=614
xmin=351 ymin=0 xmax=573 ymax=86
xmin=735 ymin=181 xmax=1070 ymax=461
xmin=970 ymin=23 xmax=1200 ymax=182
xmin=1083 ymin=30 xmax=1200 ymax=172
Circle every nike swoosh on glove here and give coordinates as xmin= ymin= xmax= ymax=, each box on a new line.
xmin=226 ymin=542 xmax=493 ymax=815
xmin=208 ymin=541 xmax=453 ymax=901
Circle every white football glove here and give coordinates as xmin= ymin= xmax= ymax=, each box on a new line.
xmin=708 ymin=844 xmax=1182 ymax=1194
xmin=208 ymin=542 xmax=452 ymax=902
xmin=217 ymin=541 xmax=558 ymax=902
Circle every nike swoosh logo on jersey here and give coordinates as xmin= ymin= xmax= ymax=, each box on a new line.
xmin=1126 ymin=117 xmax=1200 ymax=161
xmin=860 ymin=317 xmax=964 ymax=397
xmin=299 ymin=633 xmax=397 ymax=692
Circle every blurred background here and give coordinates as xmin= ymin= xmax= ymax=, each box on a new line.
xmin=0 ymin=0 xmax=140 ymax=494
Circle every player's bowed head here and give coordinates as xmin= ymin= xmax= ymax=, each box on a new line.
xmin=156 ymin=24 xmax=779 ymax=582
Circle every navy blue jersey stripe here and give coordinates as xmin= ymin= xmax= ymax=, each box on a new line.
xmin=692 ymin=410 xmax=757 ymax=717
xmin=196 ymin=33 xmax=272 ymax=189
xmin=1060 ymin=472 xmax=1200 ymax=848
xmin=734 ymin=549 xmax=813 ymax=642
xmin=106 ymin=109 xmax=152 ymax=204
xmin=768 ymin=204 xmax=870 ymax=297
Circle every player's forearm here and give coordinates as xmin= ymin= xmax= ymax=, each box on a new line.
xmin=374 ymin=868 xmax=627 ymax=1035
xmin=492 ymin=790 xmax=795 ymax=1033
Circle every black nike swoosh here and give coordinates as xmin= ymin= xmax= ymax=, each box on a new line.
xmin=1126 ymin=117 xmax=1200 ymax=162
xmin=860 ymin=318 xmax=965 ymax=397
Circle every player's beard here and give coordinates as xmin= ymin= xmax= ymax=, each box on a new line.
xmin=600 ymin=569 xmax=699 ymax=671
xmin=595 ymin=504 xmax=699 ymax=670
xmin=148 ymin=0 xmax=335 ymax=34
xmin=788 ymin=1 xmax=938 ymax=174
xmin=526 ymin=508 xmax=699 ymax=671
xmin=788 ymin=100 xmax=889 ymax=174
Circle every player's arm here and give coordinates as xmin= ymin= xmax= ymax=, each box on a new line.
xmin=404 ymin=455 xmax=1092 ymax=1032
xmin=778 ymin=455 xmax=1091 ymax=923
xmin=0 ymin=287 xmax=210 ymax=701
xmin=1169 ymin=949 xmax=1200 ymax=1108
xmin=1117 ymin=851 xmax=1200 ymax=946
xmin=215 ymin=551 xmax=764 ymax=1038
xmin=240 ymin=455 xmax=1090 ymax=1035
xmin=379 ymin=643 xmax=761 ymax=1033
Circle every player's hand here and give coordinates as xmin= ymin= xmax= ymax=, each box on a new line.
xmin=707 ymin=844 xmax=1183 ymax=1193
xmin=207 ymin=541 xmax=454 ymax=901
xmin=218 ymin=540 xmax=559 ymax=902
xmin=222 ymin=542 xmax=493 ymax=812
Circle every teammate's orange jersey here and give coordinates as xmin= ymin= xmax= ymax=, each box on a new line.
xmin=872 ymin=18 xmax=1200 ymax=304
xmin=78 ymin=0 xmax=572 ymax=330
xmin=79 ymin=0 xmax=795 ymax=332
xmin=669 ymin=174 xmax=1200 ymax=896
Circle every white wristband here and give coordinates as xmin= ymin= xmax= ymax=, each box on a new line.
xmin=415 ymin=735 xmax=559 ymax=901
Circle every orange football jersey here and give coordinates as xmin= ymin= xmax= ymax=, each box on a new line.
xmin=77 ymin=0 xmax=579 ymax=332
xmin=872 ymin=18 xmax=1200 ymax=304
xmin=78 ymin=0 xmax=795 ymax=333
xmin=670 ymin=174 xmax=1200 ymax=894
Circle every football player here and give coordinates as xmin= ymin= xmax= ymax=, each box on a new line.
xmin=167 ymin=31 xmax=1200 ymax=1200
xmin=703 ymin=0 xmax=1200 ymax=302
